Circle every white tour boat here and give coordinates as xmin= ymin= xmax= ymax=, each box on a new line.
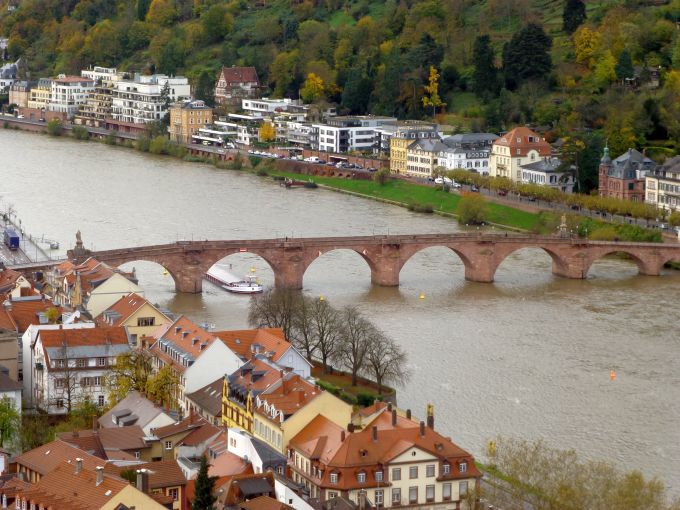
xmin=222 ymin=274 xmax=263 ymax=294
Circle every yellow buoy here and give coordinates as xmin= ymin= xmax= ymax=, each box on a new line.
xmin=420 ymin=292 xmax=425 ymax=300
xmin=162 ymin=269 xmax=169 ymax=276
xmin=610 ymin=370 xmax=616 ymax=381
xmin=319 ymin=295 xmax=325 ymax=301
xmin=250 ymin=266 xmax=256 ymax=273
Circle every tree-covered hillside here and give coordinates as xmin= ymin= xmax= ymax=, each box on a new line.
xmin=4 ymin=0 xmax=680 ymax=187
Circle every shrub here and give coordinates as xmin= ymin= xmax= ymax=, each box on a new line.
xmin=256 ymin=168 xmax=268 ymax=176
xmin=46 ymin=119 xmax=63 ymax=137
xmin=589 ymin=226 xmax=618 ymax=241
xmin=2 ymin=121 xmax=7 ymax=129
xmin=316 ymin=379 xmax=340 ymax=396
xmin=249 ymin=156 xmax=262 ymax=167
xmin=135 ymin=137 xmax=150 ymax=152
xmin=71 ymin=125 xmax=90 ymax=140
xmin=457 ymin=194 xmax=488 ymax=224
xmin=105 ymin=135 xmax=117 ymax=145
xmin=373 ymin=168 xmax=390 ymax=185
xmin=408 ymin=203 xmax=434 ymax=213
xmin=669 ymin=211 xmax=680 ymax=227
xmin=356 ymin=392 xmax=379 ymax=407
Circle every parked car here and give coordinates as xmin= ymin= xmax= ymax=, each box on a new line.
xmin=451 ymin=182 xmax=462 ymax=189
xmin=498 ymin=190 xmax=507 ymax=196
xmin=470 ymin=185 xmax=480 ymax=192
xmin=434 ymin=177 xmax=444 ymax=184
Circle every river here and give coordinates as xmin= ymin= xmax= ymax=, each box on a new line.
xmin=2 ymin=129 xmax=679 ymax=494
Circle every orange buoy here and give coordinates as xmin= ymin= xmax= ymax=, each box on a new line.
xmin=610 ymin=370 xmax=616 ymax=381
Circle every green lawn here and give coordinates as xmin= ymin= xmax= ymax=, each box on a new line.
xmin=267 ymin=169 xmax=540 ymax=231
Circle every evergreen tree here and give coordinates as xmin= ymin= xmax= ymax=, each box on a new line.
xmin=562 ymin=0 xmax=586 ymax=35
xmin=341 ymin=67 xmax=372 ymax=114
xmin=503 ymin=23 xmax=552 ymax=90
xmin=193 ymin=456 xmax=217 ymax=510
xmin=472 ymin=35 xmax=498 ymax=99
xmin=195 ymin=70 xmax=215 ymax=107
xmin=372 ymin=48 xmax=402 ymax=116
xmin=616 ymin=50 xmax=634 ymax=81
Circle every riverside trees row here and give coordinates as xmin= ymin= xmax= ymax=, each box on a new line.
xmin=248 ymin=289 xmax=410 ymax=395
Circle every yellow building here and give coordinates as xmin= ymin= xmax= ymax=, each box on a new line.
xmin=168 ymin=99 xmax=214 ymax=144
xmin=405 ymin=138 xmax=443 ymax=178
xmin=96 ymin=293 xmax=171 ymax=348
xmin=252 ymin=374 xmax=352 ymax=455
xmin=222 ymin=357 xmax=283 ymax=433
xmin=27 ymin=78 xmax=52 ymax=110
xmin=389 ymin=123 xmax=439 ymax=174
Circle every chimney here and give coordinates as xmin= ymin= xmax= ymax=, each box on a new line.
xmin=372 ymin=426 xmax=378 ymax=442
xmin=347 ymin=423 xmax=354 ymax=433
xmin=341 ymin=430 xmax=346 ymax=442
xmin=406 ymin=409 xmax=411 ymax=420
xmin=419 ymin=421 xmax=425 ymax=437
xmin=391 ymin=410 xmax=397 ymax=427
xmin=387 ymin=403 xmax=393 ymax=412
xmin=95 ymin=466 xmax=104 ymax=486
xmin=75 ymin=458 xmax=83 ymax=475
xmin=358 ymin=490 xmax=367 ymax=510
xmin=136 ymin=468 xmax=149 ymax=494
xmin=426 ymin=403 xmax=434 ymax=430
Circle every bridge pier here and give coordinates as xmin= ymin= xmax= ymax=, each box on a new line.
xmin=174 ymin=265 xmax=204 ymax=293
xmin=274 ymin=269 xmax=304 ymax=290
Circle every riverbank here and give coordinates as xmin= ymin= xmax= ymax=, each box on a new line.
xmin=2 ymin=118 xmax=664 ymax=242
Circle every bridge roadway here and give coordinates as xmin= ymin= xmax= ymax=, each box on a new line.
xmin=64 ymin=233 xmax=680 ymax=293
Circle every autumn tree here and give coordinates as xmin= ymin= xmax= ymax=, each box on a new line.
xmin=258 ymin=122 xmax=276 ymax=142
xmin=201 ymin=4 xmax=232 ymax=44
xmin=146 ymin=0 xmax=178 ymax=26
xmin=300 ymin=73 xmax=324 ymax=103
xmin=421 ymin=66 xmax=445 ymax=118
xmin=562 ymin=0 xmax=586 ymax=34
xmin=0 ymin=397 xmax=20 ymax=449
xmin=106 ymin=349 xmax=154 ymax=405
xmin=457 ymin=194 xmax=489 ymax=225
xmin=146 ymin=366 xmax=180 ymax=410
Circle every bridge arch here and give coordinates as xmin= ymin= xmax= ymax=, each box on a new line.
xmin=302 ymin=247 xmax=376 ymax=289
xmin=117 ymin=258 xmax=183 ymax=293
xmin=493 ymin=244 xmax=571 ymax=282
xmin=398 ymin=245 xmax=473 ymax=284
xmin=206 ymin=251 xmax=277 ymax=289
xmin=583 ymin=249 xmax=656 ymax=278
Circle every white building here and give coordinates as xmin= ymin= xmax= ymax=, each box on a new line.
xmin=81 ymin=66 xmax=121 ymax=82
xmin=645 ymin=155 xmax=680 ymax=213
xmin=226 ymin=428 xmax=287 ymax=475
xmin=437 ymin=133 xmax=497 ymax=173
xmin=32 ymin=326 xmax=130 ymax=414
xmin=313 ymin=116 xmax=397 ymax=153
xmin=111 ymin=74 xmax=191 ymax=124
xmin=241 ymin=98 xmax=304 ymax=118
xmin=0 ymin=59 xmax=20 ymax=93
xmin=489 ymin=126 xmax=552 ymax=182
xmin=22 ymin=322 xmax=96 ymax=409
xmin=520 ymin=157 xmax=574 ymax=193
xmin=48 ymin=75 xmax=96 ymax=117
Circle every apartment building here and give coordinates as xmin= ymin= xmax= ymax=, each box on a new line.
xmin=111 ymin=74 xmax=191 ymax=124
xmin=76 ymin=66 xmax=123 ymax=127
xmin=489 ymin=126 xmax=552 ymax=182
xmin=389 ymin=123 xmax=440 ymax=174
xmin=312 ymin=116 xmax=397 ymax=154
xmin=49 ymin=74 xmax=95 ymax=117
xmin=598 ymin=147 xmax=654 ymax=202
xmin=168 ymin=99 xmax=214 ymax=144
xmin=646 ymin=155 xmax=680 ymax=213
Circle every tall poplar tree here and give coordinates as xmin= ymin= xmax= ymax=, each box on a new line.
xmin=472 ymin=35 xmax=498 ymax=99
xmin=562 ymin=0 xmax=586 ymax=34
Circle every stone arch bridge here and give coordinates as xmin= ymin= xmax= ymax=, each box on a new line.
xmin=67 ymin=233 xmax=680 ymax=293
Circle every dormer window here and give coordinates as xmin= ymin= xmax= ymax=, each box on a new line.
xmin=375 ymin=471 xmax=383 ymax=482
xmin=459 ymin=462 xmax=467 ymax=473
xmin=330 ymin=473 xmax=338 ymax=484
xmin=442 ymin=463 xmax=450 ymax=475
xmin=357 ymin=472 xmax=366 ymax=483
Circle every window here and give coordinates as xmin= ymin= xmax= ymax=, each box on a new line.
xmin=426 ymin=464 xmax=435 ymax=477
xmin=94 ymin=376 xmax=102 ymax=386
xmin=459 ymin=462 xmax=467 ymax=473
xmin=375 ymin=471 xmax=383 ymax=482
xmin=328 ymin=492 xmax=337 ymax=499
xmin=135 ymin=451 xmax=141 ymax=459
xmin=56 ymin=399 xmax=64 ymax=408
xmin=425 ymin=485 xmax=435 ymax=502
xmin=409 ymin=466 xmax=418 ymax=479
xmin=165 ymin=441 xmax=173 ymax=450
xmin=55 ymin=378 xmax=65 ymax=388
xmin=442 ymin=483 xmax=452 ymax=501
xmin=137 ymin=317 xmax=155 ymax=327
xmin=357 ymin=472 xmax=366 ymax=483
xmin=76 ymin=359 xmax=86 ymax=368
xmin=459 ymin=481 xmax=468 ymax=497
xmin=442 ymin=463 xmax=450 ymax=475
xmin=375 ymin=490 xmax=383 ymax=506
xmin=409 ymin=486 xmax=418 ymax=504
xmin=330 ymin=473 xmax=338 ymax=484
xmin=391 ymin=488 xmax=401 ymax=504
xmin=392 ymin=468 xmax=401 ymax=481
xmin=98 ymin=395 xmax=105 ymax=406
xmin=168 ymin=488 xmax=178 ymax=501
xmin=97 ymin=357 xmax=106 ymax=366
xmin=56 ymin=360 xmax=65 ymax=368
xmin=277 ymin=465 xmax=284 ymax=475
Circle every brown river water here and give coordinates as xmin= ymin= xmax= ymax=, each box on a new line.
xmin=1 ymin=130 xmax=678 ymax=493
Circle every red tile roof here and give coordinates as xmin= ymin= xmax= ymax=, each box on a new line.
xmin=0 ymin=268 xmax=22 ymax=293
xmin=96 ymin=292 xmax=166 ymax=327
xmin=218 ymin=66 xmax=260 ymax=86
xmin=150 ymin=316 xmax=218 ymax=373
xmin=494 ymin=126 xmax=551 ymax=157
xmin=214 ymin=328 xmax=292 ymax=363
xmin=109 ymin=459 xmax=186 ymax=489
xmin=152 ymin=414 xmax=207 ymax=439
xmin=2 ymin=296 xmax=61 ymax=333
xmin=14 ymin=439 xmax=104 ymax=476
xmin=255 ymin=374 xmax=320 ymax=420
xmin=39 ymin=326 xmax=129 ymax=348
xmin=241 ymin=495 xmax=294 ymax=510
xmin=208 ymin=450 xmax=254 ymax=478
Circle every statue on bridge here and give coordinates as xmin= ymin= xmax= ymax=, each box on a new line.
xmin=558 ymin=214 xmax=569 ymax=238
xmin=75 ymin=229 xmax=83 ymax=247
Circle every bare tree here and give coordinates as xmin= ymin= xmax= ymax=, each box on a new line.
xmin=291 ymin=296 xmax=318 ymax=362
xmin=335 ymin=306 xmax=372 ymax=386
xmin=248 ymin=289 xmax=301 ymax=340
xmin=365 ymin=331 xmax=410 ymax=395
xmin=310 ymin=299 xmax=341 ymax=374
